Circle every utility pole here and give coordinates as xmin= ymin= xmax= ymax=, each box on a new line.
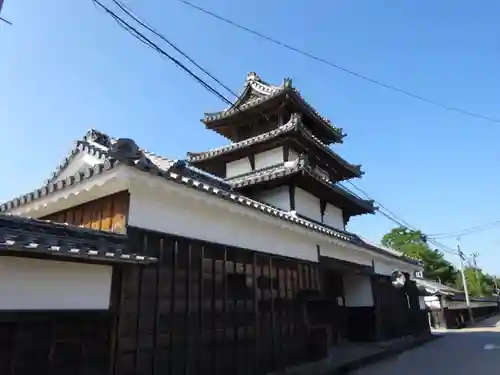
xmin=471 ymin=252 xmax=481 ymax=296
xmin=457 ymin=237 xmax=474 ymax=324
xmin=494 ymin=277 xmax=499 ymax=307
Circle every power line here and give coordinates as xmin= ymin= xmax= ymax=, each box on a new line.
xmin=94 ymin=0 xmax=462 ymax=260
xmin=427 ymin=220 xmax=500 ymax=239
xmin=92 ymin=0 xmax=234 ymax=107
xmin=176 ymin=0 xmax=500 ymax=125
xmin=344 ymin=181 xmax=460 ymax=257
xmin=110 ymin=0 xmax=238 ymax=100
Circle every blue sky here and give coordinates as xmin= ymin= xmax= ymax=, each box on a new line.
xmin=2 ymin=1 xmax=500 ymax=273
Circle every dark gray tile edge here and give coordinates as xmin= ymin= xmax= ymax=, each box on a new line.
xmin=227 ymin=163 xmax=374 ymax=212
xmin=0 ymin=214 xmax=157 ymax=264
xmin=188 ymin=122 xmax=295 ymax=160
xmin=0 ymin=158 xmax=119 ymax=212
xmin=0 ymin=213 xmax=125 ymax=237
xmin=1 ymin=137 xmax=418 ymax=267
xmin=0 ymin=244 xmax=157 ymax=264
xmin=45 ymin=139 xmax=110 ymax=184
xmin=202 ymin=73 xmax=344 ymax=140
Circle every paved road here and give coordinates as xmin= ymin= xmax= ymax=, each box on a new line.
xmin=352 ymin=315 xmax=500 ymax=375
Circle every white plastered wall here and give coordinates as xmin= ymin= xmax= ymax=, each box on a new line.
xmin=55 ymin=153 xmax=103 ymax=182
xmin=288 ymin=149 xmax=300 ymax=161
xmin=226 ymin=157 xmax=252 ymax=178
xmin=4 ymin=163 xmax=421 ymax=287
xmin=424 ymin=296 xmax=441 ymax=310
xmin=254 ymin=147 xmax=284 ymax=170
xmin=252 ymin=186 xmax=291 ymax=211
xmin=343 ymin=274 xmax=374 ymax=307
xmin=295 ymin=188 xmax=322 ymax=222
xmin=323 ymin=203 xmax=344 ymax=230
xmin=127 ymin=182 xmax=319 ymax=262
xmin=0 ymin=257 xmax=112 ymax=310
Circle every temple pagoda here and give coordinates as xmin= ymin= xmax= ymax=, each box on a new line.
xmin=188 ymin=72 xmax=374 ymax=228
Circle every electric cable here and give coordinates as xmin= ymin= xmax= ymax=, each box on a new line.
xmin=176 ymin=0 xmax=500 ymax=124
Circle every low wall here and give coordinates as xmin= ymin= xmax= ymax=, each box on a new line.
xmin=443 ymin=305 xmax=499 ymax=329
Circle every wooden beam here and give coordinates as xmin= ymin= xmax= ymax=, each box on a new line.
xmin=320 ymin=200 xmax=327 ymax=223
xmin=288 ymin=184 xmax=296 ymax=211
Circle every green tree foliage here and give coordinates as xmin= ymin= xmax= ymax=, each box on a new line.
xmin=381 ymin=227 xmax=458 ymax=286
xmin=381 ymin=227 xmax=498 ymax=296
xmin=455 ymin=269 xmax=499 ymax=297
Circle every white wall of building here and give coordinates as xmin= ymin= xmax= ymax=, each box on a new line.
xmin=373 ymin=258 xmax=417 ymax=277
xmin=126 ymin=171 xmax=422 ymax=275
xmin=55 ymin=153 xmax=103 ymax=183
xmin=323 ymin=203 xmax=344 ymax=230
xmin=0 ymin=257 xmax=112 ymax=310
xmin=254 ymin=147 xmax=283 ymax=170
xmin=295 ymin=188 xmax=322 ymax=222
xmin=343 ymin=274 xmax=374 ymax=307
xmin=7 ymin=162 xmax=421 ymax=288
xmin=128 ymin=183 xmax=319 ymax=262
xmin=225 ymin=147 xmax=287 ymax=179
xmin=424 ymin=296 xmax=441 ymax=310
xmin=226 ymin=157 xmax=252 ymax=178
xmin=418 ymin=296 xmax=427 ymax=310
xmin=288 ymin=149 xmax=300 ymax=161
xmin=253 ymin=186 xmax=291 ymax=211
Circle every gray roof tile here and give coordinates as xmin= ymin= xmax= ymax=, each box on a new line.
xmin=226 ymin=160 xmax=374 ymax=213
xmin=190 ymin=113 xmax=362 ymax=178
xmin=0 ymin=214 xmax=157 ymax=264
xmin=202 ymin=72 xmax=344 ymax=142
xmin=0 ymin=130 xmax=419 ymax=267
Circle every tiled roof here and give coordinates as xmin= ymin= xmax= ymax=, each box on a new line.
xmin=0 ymin=130 xmax=418 ymax=266
xmin=189 ymin=113 xmax=362 ymax=178
xmin=415 ymin=278 xmax=460 ymax=296
xmin=0 ymin=214 xmax=157 ymax=264
xmin=226 ymin=161 xmax=301 ymax=186
xmin=226 ymin=160 xmax=375 ymax=213
xmin=202 ymin=72 xmax=344 ymax=142
xmin=46 ymin=140 xmax=109 ymax=184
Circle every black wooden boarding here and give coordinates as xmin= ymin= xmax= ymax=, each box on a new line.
xmin=0 ymin=311 xmax=111 ymax=375
xmin=113 ymin=226 xmax=323 ymax=375
xmin=371 ymin=275 xmax=429 ymax=340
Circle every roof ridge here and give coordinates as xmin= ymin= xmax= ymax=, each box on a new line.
xmin=0 ymin=141 xmax=417 ymax=266
xmin=202 ymin=73 xmax=344 ymax=142
xmin=45 ymin=139 xmax=110 ymax=184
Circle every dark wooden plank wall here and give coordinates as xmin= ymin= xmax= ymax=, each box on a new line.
xmin=41 ymin=191 xmax=129 ymax=233
xmin=443 ymin=305 xmax=499 ymax=329
xmin=113 ymin=227 xmax=323 ymax=375
xmin=372 ymin=275 xmax=429 ymax=340
xmin=0 ymin=311 xmax=111 ymax=375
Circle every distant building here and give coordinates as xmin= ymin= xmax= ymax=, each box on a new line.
xmin=416 ymin=278 xmax=499 ymax=329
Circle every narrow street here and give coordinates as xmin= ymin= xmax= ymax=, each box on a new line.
xmin=352 ymin=315 xmax=500 ymax=375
